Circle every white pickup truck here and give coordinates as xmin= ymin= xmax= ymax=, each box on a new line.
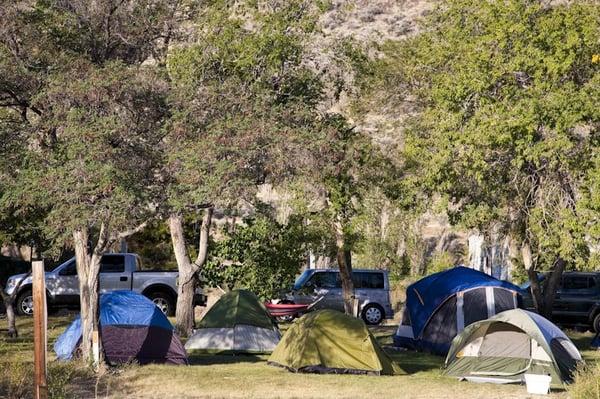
xmin=4 ymin=253 xmax=206 ymax=316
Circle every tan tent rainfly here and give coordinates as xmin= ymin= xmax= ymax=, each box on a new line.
xmin=269 ymin=309 xmax=403 ymax=375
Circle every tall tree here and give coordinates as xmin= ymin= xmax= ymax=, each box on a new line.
xmin=0 ymin=0 xmax=181 ymax=365
xmin=296 ymin=114 xmax=398 ymax=315
xmin=164 ymin=0 xmax=324 ymax=336
xmin=365 ymin=0 xmax=600 ymax=317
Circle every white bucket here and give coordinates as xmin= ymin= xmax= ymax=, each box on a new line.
xmin=524 ymin=374 xmax=552 ymax=395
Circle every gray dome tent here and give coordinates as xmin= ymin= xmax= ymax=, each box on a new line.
xmin=444 ymin=309 xmax=583 ymax=385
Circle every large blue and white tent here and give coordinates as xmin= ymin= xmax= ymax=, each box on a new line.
xmin=54 ymin=290 xmax=187 ymax=365
xmin=394 ymin=266 xmax=521 ymax=355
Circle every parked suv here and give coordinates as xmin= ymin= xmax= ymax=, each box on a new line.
xmin=521 ymin=271 xmax=600 ymax=332
xmin=284 ymin=268 xmax=393 ymax=325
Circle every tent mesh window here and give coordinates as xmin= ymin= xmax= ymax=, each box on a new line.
xmin=422 ymin=296 xmax=457 ymax=348
xmin=494 ymin=289 xmax=517 ymax=314
xmin=463 ymin=288 xmax=488 ymax=326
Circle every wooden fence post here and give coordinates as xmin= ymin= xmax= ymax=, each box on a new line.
xmin=32 ymin=260 xmax=47 ymax=399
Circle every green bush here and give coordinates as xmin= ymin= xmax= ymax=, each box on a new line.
xmin=569 ymin=362 xmax=600 ymax=399
xmin=203 ymin=211 xmax=317 ymax=299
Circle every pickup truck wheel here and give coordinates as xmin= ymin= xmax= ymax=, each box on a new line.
xmin=16 ymin=290 xmax=34 ymax=317
xmin=147 ymin=292 xmax=174 ymax=317
xmin=593 ymin=313 xmax=600 ymax=333
xmin=361 ymin=303 xmax=384 ymax=325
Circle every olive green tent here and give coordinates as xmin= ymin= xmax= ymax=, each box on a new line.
xmin=185 ymin=289 xmax=280 ymax=354
xmin=444 ymin=309 xmax=583 ymax=385
xmin=268 ymin=310 xmax=403 ymax=375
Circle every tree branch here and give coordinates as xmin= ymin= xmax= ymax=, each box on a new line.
xmin=117 ymin=220 xmax=149 ymax=239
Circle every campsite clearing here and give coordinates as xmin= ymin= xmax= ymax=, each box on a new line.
xmin=1 ymin=315 xmax=599 ymax=398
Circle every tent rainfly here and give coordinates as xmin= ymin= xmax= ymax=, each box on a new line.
xmin=268 ymin=309 xmax=403 ymax=375
xmin=54 ymin=290 xmax=188 ymax=365
xmin=185 ymin=289 xmax=280 ymax=354
xmin=394 ymin=266 xmax=521 ymax=355
xmin=444 ymin=309 xmax=583 ymax=385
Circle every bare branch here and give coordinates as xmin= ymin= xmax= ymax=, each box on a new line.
xmin=117 ymin=220 xmax=149 ymax=240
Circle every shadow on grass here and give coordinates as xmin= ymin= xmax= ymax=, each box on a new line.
xmin=568 ymin=333 xmax=593 ymax=350
xmin=387 ymin=349 xmax=444 ymax=374
xmin=188 ymin=353 xmax=267 ymax=366
xmin=368 ymin=324 xmax=444 ymax=373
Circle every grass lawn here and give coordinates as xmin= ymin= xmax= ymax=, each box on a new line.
xmin=1 ymin=314 xmax=599 ymax=399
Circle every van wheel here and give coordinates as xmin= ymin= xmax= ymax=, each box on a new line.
xmin=361 ymin=304 xmax=384 ymax=325
xmin=16 ymin=290 xmax=34 ymax=316
xmin=593 ymin=313 xmax=600 ymax=333
xmin=147 ymin=292 xmax=175 ymax=316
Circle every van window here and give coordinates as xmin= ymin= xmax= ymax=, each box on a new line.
xmin=353 ymin=272 xmax=385 ymax=289
xmin=100 ymin=255 xmax=125 ymax=273
xmin=310 ymin=272 xmax=340 ymax=288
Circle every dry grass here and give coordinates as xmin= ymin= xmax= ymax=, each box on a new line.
xmin=1 ymin=315 xmax=598 ymax=399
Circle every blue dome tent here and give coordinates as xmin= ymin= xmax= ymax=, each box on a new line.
xmin=54 ymin=291 xmax=187 ymax=365
xmin=394 ymin=266 xmax=521 ymax=355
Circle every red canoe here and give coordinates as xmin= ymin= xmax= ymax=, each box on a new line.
xmin=264 ymin=302 xmax=310 ymax=317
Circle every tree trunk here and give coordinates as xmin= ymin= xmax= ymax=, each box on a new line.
xmin=0 ymin=269 xmax=31 ymax=338
xmin=541 ymin=257 xmax=566 ymax=319
xmin=5 ymin=301 xmax=17 ymax=338
xmin=522 ymin=242 xmax=544 ymax=313
xmin=0 ymin=289 xmax=18 ymax=338
xmin=74 ymin=228 xmax=93 ymax=362
xmin=522 ymin=240 xmax=565 ymax=319
xmin=73 ymin=227 xmax=105 ymax=367
xmin=171 ymin=207 xmax=213 ymax=337
xmin=170 ymin=213 xmax=194 ymax=337
xmin=334 ymin=219 xmax=354 ymax=315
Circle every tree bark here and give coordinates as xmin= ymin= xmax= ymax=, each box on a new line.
xmin=171 ymin=207 xmax=213 ymax=337
xmin=73 ymin=227 xmax=93 ymax=362
xmin=5 ymin=302 xmax=17 ymax=338
xmin=334 ymin=219 xmax=354 ymax=315
xmin=522 ymin=239 xmax=565 ymax=319
xmin=0 ymin=269 xmax=31 ymax=338
xmin=541 ymin=257 xmax=566 ymax=319
xmin=73 ymin=226 xmax=105 ymax=368
xmin=522 ymin=241 xmax=545 ymax=314
xmin=0 ymin=289 xmax=18 ymax=338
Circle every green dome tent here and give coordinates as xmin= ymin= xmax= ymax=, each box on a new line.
xmin=444 ymin=309 xmax=583 ymax=385
xmin=268 ymin=310 xmax=403 ymax=375
xmin=185 ymin=289 xmax=280 ymax=354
